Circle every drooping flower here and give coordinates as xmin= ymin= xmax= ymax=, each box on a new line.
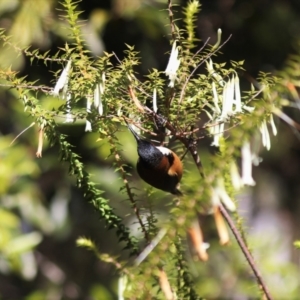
xmin=85 ymin=96 xmax=93 ymax=132
xmin=260 ymin=120 xmax=271 ymax=150
xmin=206 ymin=58 xmax=224 ymax=86
xmin=188 ymin=221 xmax=209 ymax=261
xmin=210 ymin=122 xmax=224 ymax=147
xmin=94 ymin=83 xmax=104 ymax=116
xmin=65 ymin=93 xmax=73 ymax=123
xmin=165 ymin=41 xmax=180 ymax=87
xmin=230 ymin=161 xmax=244 ymax=190
xmin=52 ymin=60 xmax=74 ymax=123
xmin=53 ymin=60 xmax=72 ymax=96
xmin=212 ymin=81 xmax=221 ymax=113
xmin=212 ymin=178 xmax=236 ymax=212
xmin=270 ymin=113 xmax=277 ymax=136
xmin=153 ymin=88 xmax=158 ymax=113
xmin=241 ymin=141 xmax=256 ymax=186
xmin=210 ymin=72 xmax=250 ymax=146
xmin=233 ymin=74 xmax=242 ymax=113
xmin=220 ymin=75 xmax=243 ymax=120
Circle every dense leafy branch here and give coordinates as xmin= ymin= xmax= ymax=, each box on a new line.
xmin=2 ymin=0 xmax=298 ymax=299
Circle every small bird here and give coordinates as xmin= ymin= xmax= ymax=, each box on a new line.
xmin=127 ymin=124 xmax=183 ymax=195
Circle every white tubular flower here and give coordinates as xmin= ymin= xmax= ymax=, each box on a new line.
xmin=270 ymin=114 xmax=277 ymax=136
xmin=210 ymin=70 xmax=253 ymax=118
xmin=53 ymin=60 xmax=72 ymax=96
xmin=94 ymin=84 xmax=103 ymax=116
xmin=210 ymin=122 xmax=224 ymax=147
xmin=230 ymin=161 xmax=243 ymax=190
xmin=241 ymin=141 xmax=256 ymax=186
xmin=117 ymin=105 xmax=123 ymax=117
xmin=153 ymin=88 xmax=158 ymax=113
xmin=243 ymin=105 xmax=255 ymax=113
xmin=220 ymin=76 xmax=234 ymax=120
xmin=260 ymin=120 xmax=271 ymax=150
xmin=217 ymin=181 xmax=236 ymax=212
xmin=165 ymin=41 xmax=180 ymax=87
xmin=206 ymin=58 xmax=224 ymax=86
xmin=212 ymin=179 xmax=236 ymax=212
xmin=65 ymin=93 xmax=73 ymax=123
xmin=233 ymin=75 xmax=242 ymax=113
xmin=118 ymin=274 xmax=127 ymax=300
xmin=94 ymin=84 xmax=100 ymax=108
xmin=85 ymin=96 xmax=92 ymax=132
xmin=212 ymin=82 xmax=221 ymax=113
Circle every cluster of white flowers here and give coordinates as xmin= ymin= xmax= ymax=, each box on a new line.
xmin=86 ymin=73 xmax=105 ymax=132
xmin=207 ymin=60 xmax=254 ymax=147
xmin=53 ymin=60 xmax=73 ymax=123
xmin=239 ymin=114 xmax=277 ymax=187
xmin=206 ymin=57 xmax=278 ymax=190
xmin=53 ymin=61 xmax=105 ymax=130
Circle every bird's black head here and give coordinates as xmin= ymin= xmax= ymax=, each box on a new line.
xmin=127 ymin=124 xmax=163 ymax=168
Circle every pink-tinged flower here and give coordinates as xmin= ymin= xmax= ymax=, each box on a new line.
xmin=188 ymin=221 xmax=209 ymax=261
xmin=211 ymin=183 xmax=232 ymax=245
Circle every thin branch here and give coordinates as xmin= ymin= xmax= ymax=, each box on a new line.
xmin=110 ymin=137 xmax=150 ymax=243
xmin=219 ymin=203 xmax=273 ymax=300
xmin=179 ymin=34 xmax=232 ymax=106
xmin=167 ymin=0 xmax=179 ymax=42
xmin=10 ymin=122 xmax=35 ymax=146
xmin=128 ymin=85 xmax=145 ymax=112
xmin=134 ymin=228 xmax=167 ymax=266
xmin=0 ymin=83 xmax=53 ymax=93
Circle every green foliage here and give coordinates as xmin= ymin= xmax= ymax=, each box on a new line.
xmin=0 ymin=0 xmax=299 ymax=299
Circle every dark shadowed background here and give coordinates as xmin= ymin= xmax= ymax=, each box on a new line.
xmin=0 ymin=0 xmax=300 ymax=299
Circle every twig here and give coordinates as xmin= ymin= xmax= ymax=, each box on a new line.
xmin=0 ymin=83 xmax=52 ymax=93
xmin=179 ymin=34 xmax=232 ymax=106
xmin=110 ymin=136 xmax=150 ymax=243
xmin=167 ymin=0 xmax=179 ymax=42
xmin=219 ymin=203 xmax=273 ymax=300
xmin=10 ymin=122 xmax=35 ymax=146
xmin=134 ymin=228 xmax=167 ymax=266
